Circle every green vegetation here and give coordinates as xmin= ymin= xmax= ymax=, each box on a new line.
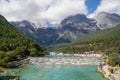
xmin=54 ymin=25 xmax=120 ymax=53
xmin=54 ymin=24 xmax=120 ymax=66
xmin=108 ymin=53 xmax=120 ymax=66
xmin=0 ymin=15 xmax=48 ymax=67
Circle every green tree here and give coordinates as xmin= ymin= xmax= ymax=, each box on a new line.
xmin=108 ymin=53 xmax=119 ymax=66
xmin=30 ymin=48 xmax=39 ymax=56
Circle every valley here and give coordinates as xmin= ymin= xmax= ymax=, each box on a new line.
xmin=10 ymin=12 xmax=120 ymax=48
xmin=0 ymin=9 xmax=120 ymax=80
xmin=1 ymin=0 xmax=120 ymax=80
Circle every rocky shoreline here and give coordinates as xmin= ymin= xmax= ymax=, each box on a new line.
xmin=0 ymin=67 xmax=19 ymax=80
xmin=19 ymin=53 xmax=102 ymax=66
xmin=98 ymin=60 xmax=120 ymax=80
xmin=98 ymin=65 xmax=115 ymax=80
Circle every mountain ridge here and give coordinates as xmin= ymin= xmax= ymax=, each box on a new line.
xmin=10 ymin=12 xmax=120 ymax=47
xmin=94 ymin=12 xmax=120 ymax=29
xmin=54 ymin=24 xmax=120 ymax=53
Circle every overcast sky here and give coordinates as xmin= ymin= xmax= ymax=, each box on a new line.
xmin=0 ymin=0 xmax=120 ymax=26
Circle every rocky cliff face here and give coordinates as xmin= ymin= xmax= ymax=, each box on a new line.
xmin=61 ymin=14 xmax=99 ymax=34
xmin=11 ymin=20 xmax=40 ymax=43
xmin=10 ymin=12 xmax=120 ymax=47
xmin=94 ymin=12 xmax=120 ymax=30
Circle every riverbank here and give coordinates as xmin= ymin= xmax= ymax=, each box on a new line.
xmin=0 ymin=67 xmax=11 ymax=74
xmin=98 ymin=64 xmax=120 ymax=80
xmin=0 ymin=67 xmax=19 ymax=80
xmin=0 ymin=53 xmax=103 ymax=80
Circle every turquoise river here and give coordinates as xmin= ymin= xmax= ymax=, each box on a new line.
xmin=19 ymin=65 xmax=107 ymax=80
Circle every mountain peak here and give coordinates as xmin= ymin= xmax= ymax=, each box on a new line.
xmin=69 ymin=14 xmax=87 ymax=19
xmin=61 ymin=14 xmax=87 ymax=24
xmin=94 ymin=12 xmax=120 ymax=29
xmin=9 ymin=13 xmax=120 ymax=47
xmin=61 ymin=14 xmax=91 ymax=27
xmin=97 ymin=12 xmax=109 ymax=15
xmin=11 ymin=20 xmax=40 ymax=29
xmin=95 ymin=12 xmax=120 ymax=19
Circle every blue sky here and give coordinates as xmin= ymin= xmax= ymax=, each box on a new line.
xmin=47 ymin=0 xmax=102 ymax=27
xmin=86 ymin=0 xmax=101 ymax=14
xmin=0 ymin=0 xmax=120 ymax=27
xmin=46 ymin=21 xmax=59 ymax=27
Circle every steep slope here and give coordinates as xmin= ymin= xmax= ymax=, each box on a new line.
xmin=10 ymin=20 xmax=42 ymax=44
xmin=94 ymin=12 xmax=120 ymax=29
xmin=0 ymin=15 xmax=48 ymax=67
xmin=11 ymin=14 xmax=99 ymax=47
xmin=10 ymin=12 xmax=120 ymax=48
xmin=61 ymin=14 xmax=98 ymax=31
xmin=54 ymin=24 xmax=120 ymax=53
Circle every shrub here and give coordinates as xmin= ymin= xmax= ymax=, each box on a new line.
xmin=108 ymin=53 xmax=119 ymax=66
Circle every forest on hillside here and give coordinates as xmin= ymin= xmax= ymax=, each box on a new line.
xmin=54 ymin=24 xmax=120 ymax=66
xmin=0 ymin=15 xmax=48 ymax=67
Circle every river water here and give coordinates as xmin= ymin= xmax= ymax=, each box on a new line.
xmin=19 ymin=65 xmax=107 ymax=80
xmin=1 ymin=54 xmax=107 ymax=80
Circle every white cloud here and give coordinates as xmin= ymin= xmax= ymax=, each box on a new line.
xmin=0 ymin=0 xmax=87 ymax=24
xmin=88 ymin=0 xmax=120 ymax=18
